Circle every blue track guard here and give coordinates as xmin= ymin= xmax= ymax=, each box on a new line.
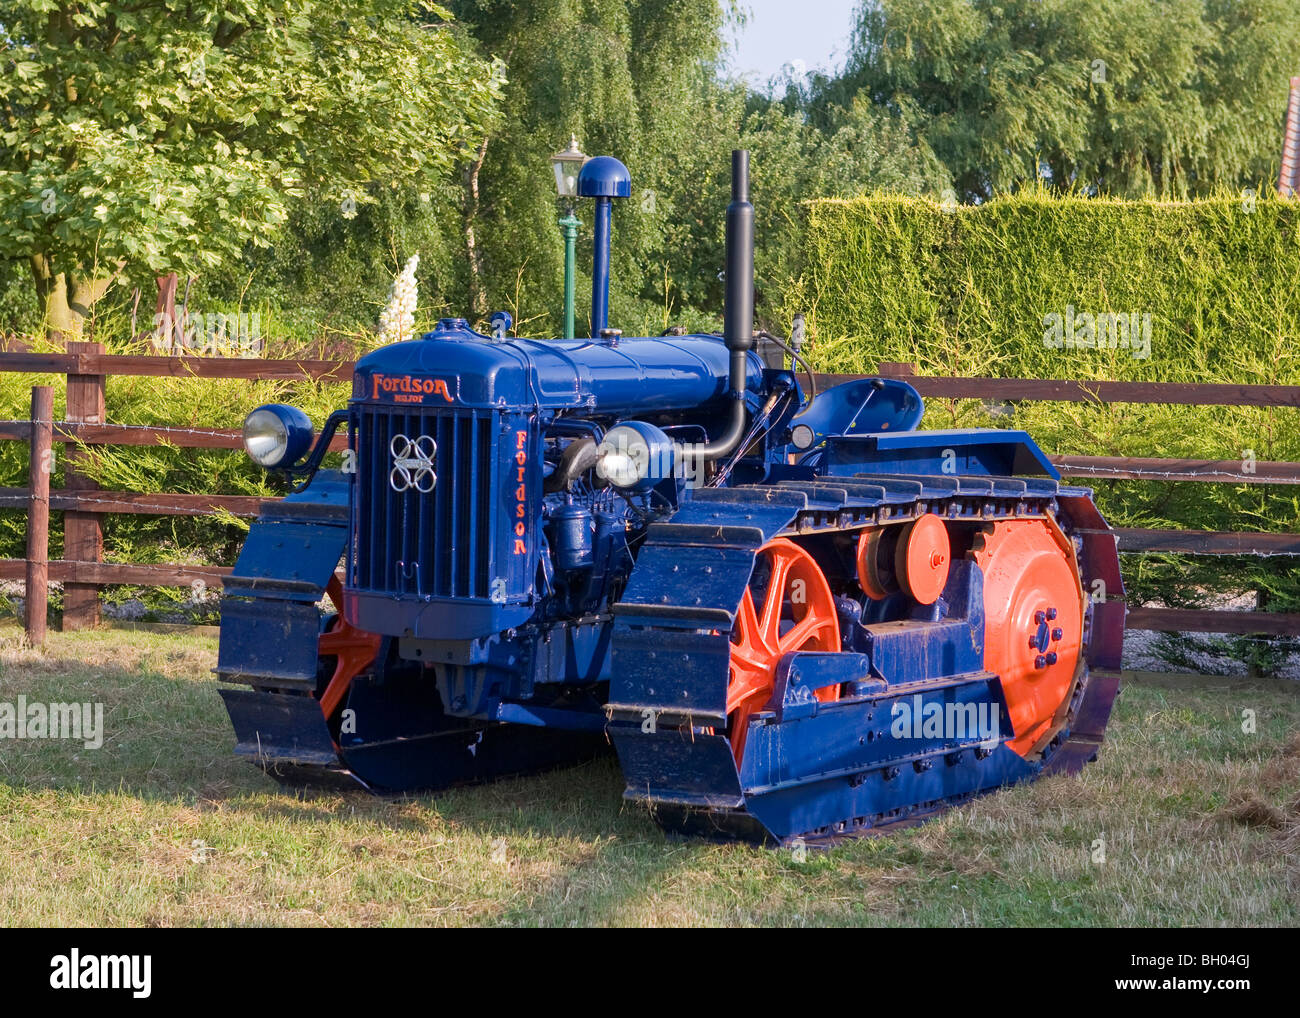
xmin=223 ymin=471 xmax=350 ymax=601
xmin=791 ymin=376 xmax=923 ymax=443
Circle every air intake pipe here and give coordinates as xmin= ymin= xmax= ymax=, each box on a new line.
xmin=699 ymin=149 xmax=755 ymax=459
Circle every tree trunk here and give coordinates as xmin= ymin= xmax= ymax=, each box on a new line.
xmin=44 ymin=272 xmax=79 ymax=343
xmin=29 ymin=254 xmax=118 ymax=344
xmin=461 ymin=135 xmax=490 ymax=320
xmin=69 ymin=273 xmax=116 ymax=324
xmin=29 ymin=254 xmax=73 ymax=341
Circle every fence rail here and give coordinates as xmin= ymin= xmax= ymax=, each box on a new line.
xmin=4 ymin=349 xmax=1299 ymax=642
xmin=0 ymin=351 xmax=353 ymax=382
xmin=815 ymin=368 xmax=1300 ymax=407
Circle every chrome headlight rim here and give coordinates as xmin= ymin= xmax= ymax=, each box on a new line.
xmin=242 ymin=404 xmax=314 ymax=469
xmin=596 ymin=421 xmax=675 ymax=493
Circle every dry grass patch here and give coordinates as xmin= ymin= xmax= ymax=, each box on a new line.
xmin=0 ymin=629 xmax=1296 ymax=926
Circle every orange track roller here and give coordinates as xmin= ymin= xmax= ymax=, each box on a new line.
xmin=895 ymin=513 xmax=950 ymax=605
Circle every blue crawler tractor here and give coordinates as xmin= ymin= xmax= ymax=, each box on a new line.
xmin=217 ymin=151 xmax=1124 ymax=844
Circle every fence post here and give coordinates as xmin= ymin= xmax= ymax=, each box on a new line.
xmin=24 ymin=386 xmax=52 ymax=647
xmin=878 ymin=361 xmax=917 ymax=377
xmin=1279 ymin=77 xmax=1300 ymax=199
xmin=62 ymin=341 xmax=106 ymax=630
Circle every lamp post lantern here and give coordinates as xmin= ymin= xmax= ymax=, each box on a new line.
xmin=550 ymin=136 xmax=587 ymax=340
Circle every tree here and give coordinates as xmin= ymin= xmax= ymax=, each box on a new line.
xmin=832 ymin=0 xmax=1300 ymax=200
xmin=447 ymin=0 xmax=728 ymax=334
xmin=0 ymin=2 xmax=501 ymax=341
xmin=443 ymin=1 xmax=946 ymax=337
xmin=654 ymin=74 xmax=951 ymax=324
xmin=92 ymin=1 xmax=953 ymax=345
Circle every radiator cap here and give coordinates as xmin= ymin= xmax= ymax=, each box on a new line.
xmin=431 ymin=318 xmax=472 ymax=335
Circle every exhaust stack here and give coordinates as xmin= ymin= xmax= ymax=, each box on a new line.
xmin=701 ymin=149 xmax=755 ymax=459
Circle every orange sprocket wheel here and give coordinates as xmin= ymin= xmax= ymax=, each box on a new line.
xmin=317 ymin=575 xmax=383 ymax=723
xmin=726 ymin=538 xmax=841 ymax=765
xmin=972 ymin=517 xmax=1084 ymax=756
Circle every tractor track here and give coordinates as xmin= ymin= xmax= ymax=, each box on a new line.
xmin=606 ymin=471 xmax=1125 ymax=844
xmin=217 ymin=470 xmax=1124 ymax=845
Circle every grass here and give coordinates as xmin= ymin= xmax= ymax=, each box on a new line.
xmin=0 ymin=627 xmax=1296 ymax=927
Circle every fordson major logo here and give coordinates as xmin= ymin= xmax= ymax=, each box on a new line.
xmin=371 ymin=372 xmax=455 ymax=404
xmin=389 ymin=434 xmax=437 ymax=493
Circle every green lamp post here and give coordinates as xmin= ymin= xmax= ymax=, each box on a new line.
xmin=550 ymin=135 xmax=588 ymax=340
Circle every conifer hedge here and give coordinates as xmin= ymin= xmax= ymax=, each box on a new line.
xmin=783 ymin=190 xmax=1300 ymax=671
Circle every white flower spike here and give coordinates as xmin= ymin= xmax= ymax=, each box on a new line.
xmin=377 ymin=254 xmax=420 ymax=346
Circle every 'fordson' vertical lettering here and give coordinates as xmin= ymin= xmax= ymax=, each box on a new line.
xmin=513 ymin=430 xmax=528 ymax=555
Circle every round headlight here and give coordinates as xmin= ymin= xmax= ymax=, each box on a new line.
xmin=596 ymin=422 xmax=674 ymax=493
xmin=790 ymin=423 xmax=817 ymax=450
xmin=243 ymin=404 xmax=314 ymax=469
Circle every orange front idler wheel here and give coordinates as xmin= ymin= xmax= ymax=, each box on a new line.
xmin=726 ymin=538 xmax=841 ymax=766
xmin=973 ymin=518 xmax=1085 ymax=756
xmin=317 ymin=575 xmax=383 ymax=724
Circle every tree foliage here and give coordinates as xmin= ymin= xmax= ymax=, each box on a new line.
xmin=3 ymin=0 xmax=1299 ymax=341
xmin=0 ymin=1 xmax=501 ymax=336
xmin=832 ymin=0 xmax=1300 ymax=200
xmin=443 ymin=0 xmax=728 ymax=333
xmin=427 ymin=0 xmax=950 ymax=336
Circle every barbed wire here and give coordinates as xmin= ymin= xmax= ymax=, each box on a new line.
xmin=3 ymin=415 xmax=348 ymax=516
xmin=6 ymin=492 xmax=264 ymax=518
xmin=12 ymin=419 xmax=1294 ymax=482
xmin=11 ymin=416 xmax=250 ymax=443
xmin=1060 ymin=464 xmax=1298 ymax=483
xmin=3 ymin=417 xmax=267 ymax=517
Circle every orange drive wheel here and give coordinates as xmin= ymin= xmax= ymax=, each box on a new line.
xmin=972 ymin=517 xmax=1084 ymax=756
xmin=317 ymin=575 xmax=383 ymax=723
xmin=727 ymin=538 xmax=841 ymax=766
xmin=895 ymin=513 xmax=951 ymax=605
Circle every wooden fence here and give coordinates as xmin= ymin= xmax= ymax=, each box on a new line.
xmin=4 ymin=347 xmax=1300 ymax=642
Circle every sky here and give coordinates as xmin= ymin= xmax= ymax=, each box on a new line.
xmin=725 ymin=0 xmax=860 ymax=88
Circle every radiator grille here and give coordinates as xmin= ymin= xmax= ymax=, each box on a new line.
xmin=353 ymin=406 xmax=495 ymax=599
